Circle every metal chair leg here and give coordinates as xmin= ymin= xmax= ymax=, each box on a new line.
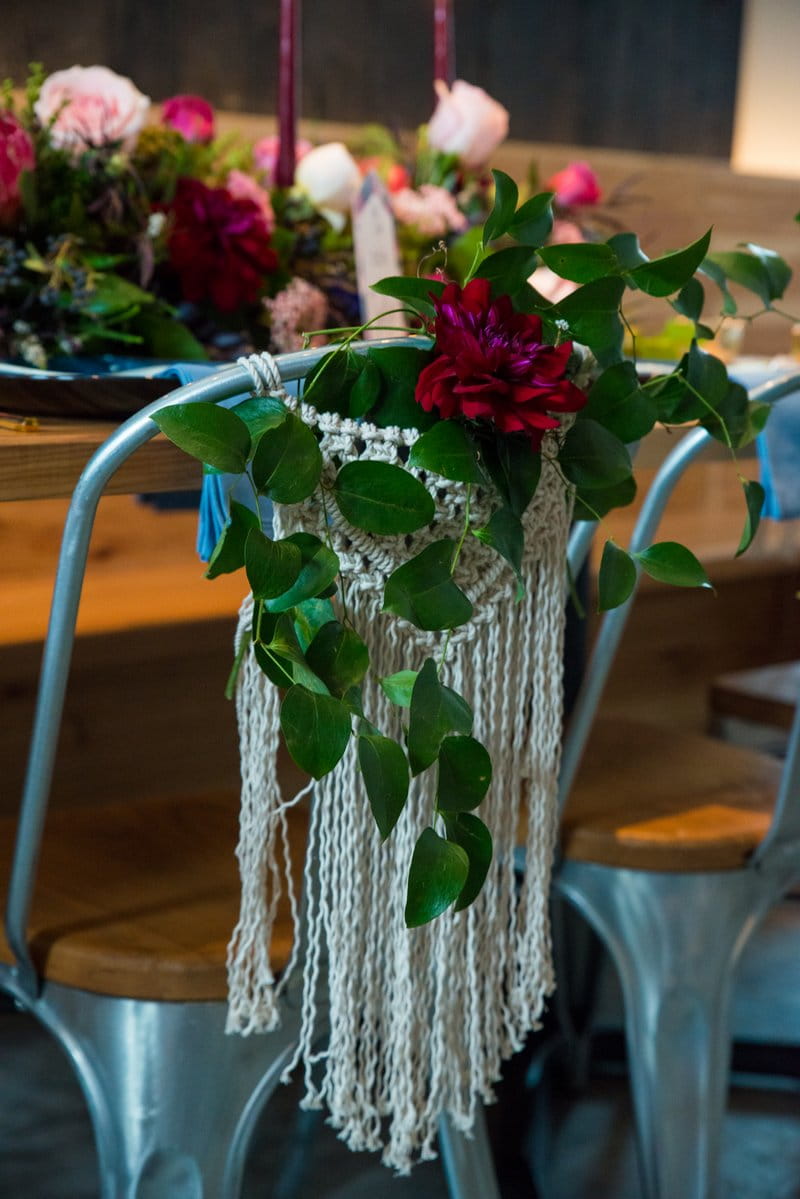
xmin=439 ymin=1105 xmax=502 ymax=1199
xmin=36 ymin=982 xmax=301 ymax=1199
xmin=557 ymin=863 xmax=779 ymax=1199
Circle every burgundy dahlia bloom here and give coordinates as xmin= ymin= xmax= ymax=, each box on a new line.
xmin=415 ymin=277 xmax=587 ymax=448
xmin=0 ymin=110 xmax=35 ymax=227
xmin=165 ymin=177 xmax=278 ymax=312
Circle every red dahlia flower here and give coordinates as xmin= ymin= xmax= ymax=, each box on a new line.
xmin=165 ymin=178 xmax=278 ymax=312
xmin=415 ymin=277 xmax=587 ymax=448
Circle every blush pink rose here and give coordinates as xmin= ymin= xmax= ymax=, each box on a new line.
xmin=252 ymin=134 xmax=312 ymax=185
xmin=426 ymin=79 xmax=509 ymax=168
xmin=34 ymin=65 xmax=150 ymax=152
xmin=226 ymin=169 xmax=275 ymax=232
xmin=391 ymin=184 xmax=468 ymax=236
xmin=0 ymin=111 xmax=35 ymax=226
xmin=545 ymin=161 xmax=601 ymax=207
xmin=162 ymin=94 xmax=215 ymax=143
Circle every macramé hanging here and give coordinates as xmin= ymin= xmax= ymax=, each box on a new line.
xmin=225 ymin=390 xmax=571 ymax=1173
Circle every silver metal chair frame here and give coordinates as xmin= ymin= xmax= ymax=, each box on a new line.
xmin=3 ymin=340 xmax=499 ymax=1197
xmin=557 ymin=372 xmax=800 ymax=1199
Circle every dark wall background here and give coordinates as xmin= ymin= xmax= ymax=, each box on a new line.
xmin=3 ymin=0 xmax=743 ymax=157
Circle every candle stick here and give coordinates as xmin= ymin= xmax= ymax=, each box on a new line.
xmin=276 ymin=0 xmax=300 ymax=187
xmin=433 ymin=0 xmax=454 ymax=85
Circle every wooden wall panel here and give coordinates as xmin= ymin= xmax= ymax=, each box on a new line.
xmin=1 ymin=0 xmax=743 ymax=157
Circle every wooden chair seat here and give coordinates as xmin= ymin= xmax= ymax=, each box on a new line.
xmin=0 ymin=790 xmax=308 ymax=1001
xmin=561 ymin=717 xmax=783 ymax=871
xmin=709 ymin=660 xmax=800 ymax=733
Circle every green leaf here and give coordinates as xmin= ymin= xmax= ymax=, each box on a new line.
xmin=538 ymin=242 xmax=620 ymax=283
xmin=559 ymin=419 xmax=632 ymax=490
xmin=409 ymin=421 xmax=483 ymax=483
xmin=305 ymin=621 xmax=370 ymax=696
xmin=383 ymin=540 xmax=474 ymax=632
xmin=606 ymin=232 xmax=648 ymax=271
xmin=280 ymin=686 xmax=352 ymax=779
xmin=264 ymin=532 xmax=339 ymax=612
xmin=630 ymin=229 xmax=712 ymax=297
xmin=740 ymin=244 xmax=792 ymax=300
xmin=253 ymin=640 xmax=294 ymax=689
xmin=379 ymin=670 xmax=419 ymax=708
xmin=597 ymin=540 xmax=637 ymax=611
xmin=333 ymin=460 xmax=435 ymax=534
xmin=407 ymin=658 xmax=473 ymax=776
xmin=205 ymin=500 xmax=259 ymax=579
xmin=700 ymin=379 xmax=751 ymax=449
xmin=404 ymin=828 xmax=469 ymax=928
xmin=553 ymin=277 xmax=626 ymax=353
xmin=349 ymin=356 xmax=383 ymax=418
xmin=370 ymin=276 xmax=445 ymax=320
xmin=672 ymin=277 xmax=705 ymax=323
xmin=267 ymin=614 xmax=330 ymax=693
xmin=704 ymin=248 xmax=788 ymax=308
xmin=698 ymin=258 xmax=738 ymax=316
xmin=367 ymin=346 xmax=437 ymax=429
xmin=232 ymin=394 xmax=288 ymax=444
xmin=244 ymin=528 xmax=302 ymax=600
xmin=473 ymin=507 xmax=525 ymax=599
xmin=436 ymin=735 xmax=492 ymax=812
xmin=445 ymin=812 xmax=493 ymax=911
xmin=293 ymin=596 xmax=337 ymax=651
xmin=507 ymin=191 xmax=554 ymax=247
xmin=572 ymin=475 xmax=637 ymax=521
xmin=358 ymin=734 xmax=409 ymax=840
xmin=152 ymin=402 xmax=251 ymax=473
xmin=483 ymin=170 xmax=519 ymax=244
xmin=302 ymin=349 xmax=362 ymax=416
xmin=584 ymin=362 xmax=657 ymax=443
xmin=129 ymin=310 xmax=207 ymax=361
xmin=634 ymin=542 xmax=712 ymax=589
xmin=479 ymin=433 xmax=541 ymax=516
xmin=251 ymin=412 xmax=323 ymax=503
xmin=473 ymin=246 xmax=539 ymax=294
xmin=737 ymin=479 xmax=765 ymax=557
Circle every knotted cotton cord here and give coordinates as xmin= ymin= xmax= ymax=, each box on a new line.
xmin=226 ymin=394 xmax=572 ymax=1171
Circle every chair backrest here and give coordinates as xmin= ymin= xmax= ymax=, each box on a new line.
xmin=4 ymin=339 xmax=419 ymax=998
xmin=560 ymin=370 xmax=800 ymax=861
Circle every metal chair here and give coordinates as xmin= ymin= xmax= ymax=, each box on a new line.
xmin=1 ymin=346 xmax=500 ymax=1198
xmin=555 ymin=372 xmax=800 ymax=1199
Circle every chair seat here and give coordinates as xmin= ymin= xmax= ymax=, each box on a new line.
xmin=709 ymin=660 xmax=800 ymax=732
xmin=0 ymin=789 xmax=308 ymax=1001
xmin=561 ymin=717 xmax=783 ymax=871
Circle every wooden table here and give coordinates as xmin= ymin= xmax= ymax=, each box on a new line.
xmin=0 ymin=419 xmax=203 ymax=502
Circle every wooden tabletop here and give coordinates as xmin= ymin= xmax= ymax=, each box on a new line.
xmin=0 ymin=419 xmax=202 ymax=502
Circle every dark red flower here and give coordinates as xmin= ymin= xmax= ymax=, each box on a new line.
xmin=165 ymin=177 xmax=278 ymax=312
xmin=415 ymin=277 xmax=587 ymax=448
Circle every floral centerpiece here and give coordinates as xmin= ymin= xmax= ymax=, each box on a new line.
xmin=147 ymin=169 xmax=793 ymax=1168
xmin=0 ymin=64 xmax=513 ymax=369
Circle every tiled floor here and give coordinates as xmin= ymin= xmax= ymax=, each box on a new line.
xmin=0 ymin=900 xmax=798 ymax=1198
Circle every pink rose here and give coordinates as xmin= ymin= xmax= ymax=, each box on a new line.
xmin=426 ymin=79 xmax=509 ymax=168
xmin=34 ymin=65 xmax=150 ymax=152
xmin=545 ymin=161 xmax=601 ymax=207
xmin=0 ymin=111 xmax=35 ymax=226
xmin=391 ymin=184 xmax=468 ymax=236
xmin=226 ymin=168 xmax=275 ymax=232
xmin=252 ymin=134 xmax=312 ymax=185
xmin=162 ymin=94 xmax=215 ymax=143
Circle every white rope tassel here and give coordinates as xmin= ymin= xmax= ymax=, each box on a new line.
xmin=228 ymin=407 xmax=572 ymax=1170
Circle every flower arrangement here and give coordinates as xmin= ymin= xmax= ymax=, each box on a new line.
xmin=0 ymin=64 xmax=509 ymax=368
xmin=150 ymin=168 xmax=793 ymax=926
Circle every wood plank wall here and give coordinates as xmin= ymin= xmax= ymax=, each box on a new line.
xmin=2 ymin=0 xmax=743 ymax=157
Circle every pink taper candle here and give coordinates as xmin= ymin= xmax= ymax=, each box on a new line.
xmin=433 ymin=0 xmax=454 ymax=84
xmin=275 ymin=0 xmax=300 ymax=187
